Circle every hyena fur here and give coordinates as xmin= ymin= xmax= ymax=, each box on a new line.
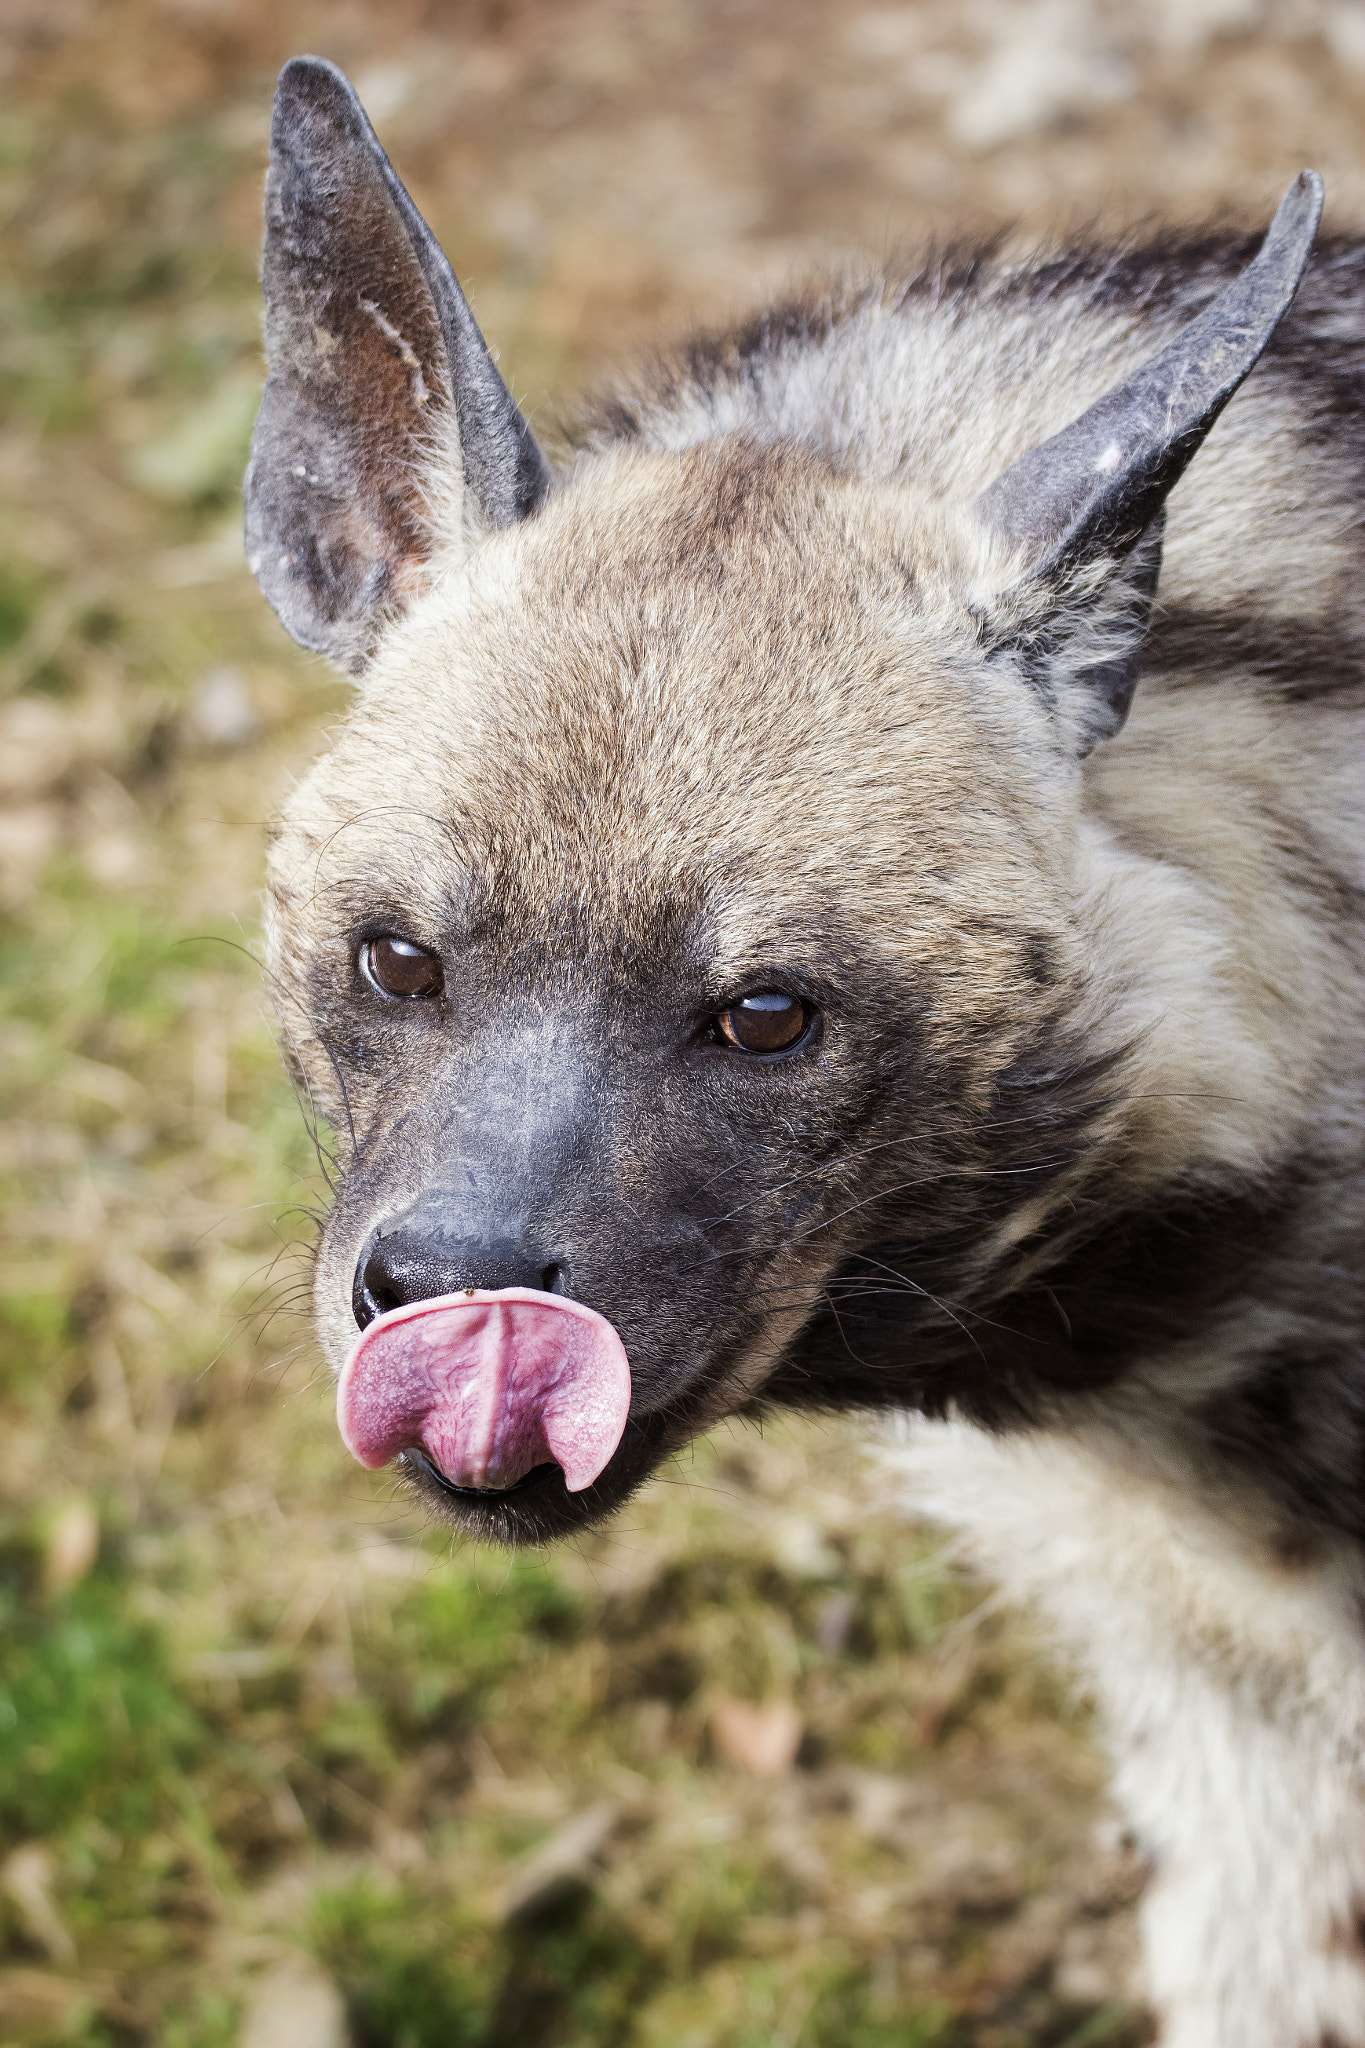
xmin=246 ymin=57 xmax=1364 ymax=2047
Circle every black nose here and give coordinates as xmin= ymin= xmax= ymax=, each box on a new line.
xmin=353 ymin=1226 xmax=566 ymax=1330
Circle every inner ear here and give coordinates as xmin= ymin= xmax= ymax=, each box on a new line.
xmin=979 ymin=512 xmax=1167 ymax=756
xmin=244 ymin=56 xmax=549 ymax=674
xmin=1073 ymin=513 xmax=1165 ymax=745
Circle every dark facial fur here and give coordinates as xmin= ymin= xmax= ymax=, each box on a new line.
xmin=252 ymin=61 xmax=1362 ymax=1555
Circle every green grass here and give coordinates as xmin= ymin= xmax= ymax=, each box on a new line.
xmin=0 ymin=1574 xmax=201 ymax=1842
xmin=309 ymin=1858 xmax=965 ymax=2048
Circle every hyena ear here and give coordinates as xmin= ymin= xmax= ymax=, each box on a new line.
xmin=970 ymin=171 xmax=1322 ymax=752
xmin=244 ymin=56 xmax=549 ymax=673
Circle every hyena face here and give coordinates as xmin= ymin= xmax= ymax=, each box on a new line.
xmin=250 ymin=59 xmax=1319 ymax=1542
xmin=267 ymin=444 xmax=1089 ymax=1539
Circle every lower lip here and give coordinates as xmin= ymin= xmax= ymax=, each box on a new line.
xmin=404 ymin=1449 xmax=557 ymax=1499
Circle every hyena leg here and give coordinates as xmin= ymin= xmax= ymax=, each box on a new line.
xmin=1107 ymin=1656 xmax=1365 ymax=2048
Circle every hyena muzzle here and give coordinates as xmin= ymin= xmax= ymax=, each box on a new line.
xmin=246 ymin=57 xmax=1364 ymax=2048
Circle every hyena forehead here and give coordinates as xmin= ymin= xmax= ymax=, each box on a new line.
xmin=360 ymin=438 xmax=1006 ymax=746
xmin=270 ymin=445 xmax=1070 ymax=950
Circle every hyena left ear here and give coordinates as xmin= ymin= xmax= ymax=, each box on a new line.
xmin=244 ymin=56 xmax=549 ymax=673
xmin=970 ymin=171 xmax=1322 ymax=753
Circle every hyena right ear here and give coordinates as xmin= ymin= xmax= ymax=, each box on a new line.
xmin=969 ymin=171 xmax=1322 ymax=752
xmin=244 ymin=57 xmax=549 ymax=673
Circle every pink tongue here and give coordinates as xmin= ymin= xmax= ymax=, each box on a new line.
xmin=337 ymin=1288 xmax=632 ymax=1493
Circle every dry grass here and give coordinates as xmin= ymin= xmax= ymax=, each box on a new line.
xmin=3 ymin=2 xmax=1364 ymax=2040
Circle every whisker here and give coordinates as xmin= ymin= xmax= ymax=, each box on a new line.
xmin=685 ymin=1152 xmax=1069 ymax=1275
xmin=697 ymin=1109 xmax=1086 ymax=1228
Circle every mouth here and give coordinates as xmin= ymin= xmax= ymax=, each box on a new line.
xmin=401 ymin=1441 xmax=592 ymax=1537
xmin=405 ymin=1448 xmax=554 ymax=1499
xmin=395 ymin=1405 xmax=683 ymax=1541
xmin=338 ymin=1286 xmax=634 ymax=1494
xmin=336 ymin=1282 xmax=758 ymax=1544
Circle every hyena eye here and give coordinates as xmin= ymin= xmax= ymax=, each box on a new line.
xmin=716 ymin=991 xmax=811 ymax=1054
xmin=360 ymin=935 xmax=444 ymax=1000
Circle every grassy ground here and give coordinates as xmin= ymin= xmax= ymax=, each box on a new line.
xmin=3 ymin=3 xmax=1364 ymax=2041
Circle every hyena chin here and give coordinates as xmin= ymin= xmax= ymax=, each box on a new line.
xmin=248 ymin=56 xmax=1364 ymax=2046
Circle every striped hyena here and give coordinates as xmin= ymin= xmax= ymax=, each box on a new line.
xmin=246 ymin=57 xmax=1364 ymax=2047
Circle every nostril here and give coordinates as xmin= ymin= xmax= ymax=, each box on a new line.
xmin=540 ymin=1263 xmax=564 ymax=1295
xmin=353 ymin=1249 xmax=404 ymax=1332
xmin=366 ymin=1275 xmax=403 ymax=1319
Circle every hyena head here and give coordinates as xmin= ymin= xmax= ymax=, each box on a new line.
xmin=249 ymin=59 xmax=1320 ymax=1542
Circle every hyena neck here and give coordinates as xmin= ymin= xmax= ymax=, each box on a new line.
xmin=764 ymin=1166 xmax=1365 ymax=1544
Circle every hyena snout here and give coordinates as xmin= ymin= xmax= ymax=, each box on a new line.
xmin=353 ymin=1217 xmax=569 ymax=1330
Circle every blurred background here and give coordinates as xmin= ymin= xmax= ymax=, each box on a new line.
xmin=2 ymin=2 xmax=1364 ymax=2042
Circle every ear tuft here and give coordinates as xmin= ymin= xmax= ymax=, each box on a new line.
xmin=977 ymin=515 xmax=1166 ymax=756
